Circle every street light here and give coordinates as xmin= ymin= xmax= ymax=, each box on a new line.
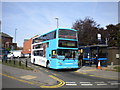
xmin=15 ymin=28 xmax=17 ymax=43
xmin=55 ymin=17 xmax=59 ymax=28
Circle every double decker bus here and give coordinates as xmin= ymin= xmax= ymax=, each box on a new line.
xmin=31 ymin=28 xmax=79 ymax=69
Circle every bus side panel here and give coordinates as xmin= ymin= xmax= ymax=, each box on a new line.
xmin=46 ymin=39 xmax=57 ymax=68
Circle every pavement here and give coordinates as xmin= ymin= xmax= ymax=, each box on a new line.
xmin=0 ymin=63 xmax=119 ymax=88
xmin=76 ymin=65 xmax=120 ymax=80
xmin=1 ymin=64 xmax=58 ymax=88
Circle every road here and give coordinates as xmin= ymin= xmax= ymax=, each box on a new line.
xmin=2 ymin=75 xmax=39 ymax=88
xmin=2 ymin=58 xmax=119 ymax=89
xmin=21 ymin=58 xmax=119 ymax=88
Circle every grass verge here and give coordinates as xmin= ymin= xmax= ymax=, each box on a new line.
xmin=113 ymin=66 xmax=120 ymax=72
xmin=1 ymin=60 xmax=34 ymax=71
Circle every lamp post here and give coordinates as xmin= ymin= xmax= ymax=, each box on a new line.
xmin=55 ymin=17 xmax=59 ymax=28
xmin=15 ymin=28 xmax=17 ymax=43
xmin=0 ymin=21 xmax=1 ymax=32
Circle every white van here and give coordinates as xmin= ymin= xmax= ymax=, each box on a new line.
xmin=8 ymin=50 xmax=23 ymax=58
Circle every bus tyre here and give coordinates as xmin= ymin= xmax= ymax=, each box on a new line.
xmin=33 ymin=59 xmax=35 ymax=64
xmin=46 ymin=62 xmax=50 ymax=69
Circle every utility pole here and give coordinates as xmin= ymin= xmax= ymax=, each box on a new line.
xmin=15 ymin=28 xmax=17 ymax=43
xmin=0 ymin=20 xmax=1 ymax=32
xmin=55 ymin=17 xmax=59 ymax=28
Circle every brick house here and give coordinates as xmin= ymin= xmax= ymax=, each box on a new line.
xmin=22 ymin=35 xmax=38 ymax=55
xmin=0 ymin=32 xmax=17 ymax=50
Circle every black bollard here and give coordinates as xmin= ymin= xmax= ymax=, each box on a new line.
xmin=19 ymin=58 xmax=21 ymax=66
xmin=9 ymin=59 xmax=11 ymax=63
xmin=26 ymin=59 xmax=27 ymax=67
xmin=5 ymin=59 xmax=7 ymax=63
xmin=14 ymin=58 xmax=15 ymax=65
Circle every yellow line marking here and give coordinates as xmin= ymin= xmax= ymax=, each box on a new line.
xmin=0 ymin=73 xmax=35 ymax=85
xmin=74 ymin=71 xmax=87 ymax=74
xmin=52 ymin=73 xmax=57 ymax=76
xmin=89 ymin=75 xmax=95 ymax=76
xmin=75 ymin=71 xmax=118 ymax=80
xmin=40 ymin=75 xmax=65 ymax=88
xmin=84 ymin=69 xmax=97 ymax=71
xmin=74 ymin=71 xmax=79 ymax=72
xmin=0 ymin=73 xmax=65 ymax=88
xmin=89 ymin=74 xmax=118 ymax=80
xmin=80 ymin=73 xmax=87 ymax=74
xmin=94 ymin=75 xmax=117 ymax=80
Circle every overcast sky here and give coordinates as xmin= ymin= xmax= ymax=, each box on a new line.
xmin=1 ymin=1 xmax=119 ymax=47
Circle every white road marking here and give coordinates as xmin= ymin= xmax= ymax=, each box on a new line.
xmin=66 ymin=84 xmax=77 ymax=86
xmin=97 ymin=83 xmax=107 ymax=85
xmin=81 ymin=84 xmax=93 ymax=86
xmin=66 ymin=82 xmax=76 ymax=83
xmin=80 ymin=82 xmax=91 ymax=83
xmin=95 ymin=82 xmax=105 ymax=83
xmin=110 ymin=83 xmax=120 ymax=85
xmin=65 ymin=82 xmax=77 ymax=86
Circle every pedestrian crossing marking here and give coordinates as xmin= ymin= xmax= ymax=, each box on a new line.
xmin=110 ymin=83 xmax=120 ymax=85
xmin=66 ymin=84 xmax=77 ymax=86
xmin=81 ymin=84 xmax=93 ymax=86
xmin=80 ymin=82 xmax=91 ymax=83
xmin=95 ymin=82 xmax=105 ymax=83
xmin=97 ymin=83 xmax=107 ymax=85
xmin=66 ymin=82 xmax=76 ymax=83
xmin=65 ymin=82 xmax=77 ymax=86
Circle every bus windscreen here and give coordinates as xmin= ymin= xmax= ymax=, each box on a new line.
xmin=57 ymin=49 xmax=78 ymax=59
xmin=58 ymin=40 xmax=77 ymax=48
xmin=58 ymin=29 xmax=77 ymax=39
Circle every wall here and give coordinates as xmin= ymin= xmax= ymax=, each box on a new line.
xmin=22 ymin=39 xmax=32 ymax=54
xmin=108 ymin=47 xmax=120 ymax=65
xmin=22 ymin=35 xmax=38 ymax=54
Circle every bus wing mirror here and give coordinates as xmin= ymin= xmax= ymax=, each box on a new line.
xmin=49 ymin=54 xmax=51 ymax=57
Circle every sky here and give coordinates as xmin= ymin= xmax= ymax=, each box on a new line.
xmin=1 ymin=1 xmax=119 ymax=47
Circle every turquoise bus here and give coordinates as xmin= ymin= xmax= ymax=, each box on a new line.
xmin=31 ymin=28 xmax=79 ymax=69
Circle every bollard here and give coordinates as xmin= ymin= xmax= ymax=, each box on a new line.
xmin=9 ymin=59 xmax=11 ymax=63
xmin=26 ymin=59 xmax=27 ymax=67
xmin=14 ymin=58 xmax=15 ymax=65
xmin=5 ymin=59 xmax=7 ymax=63
xmin=81 ymin=60 xmax=82 ymax=66
xmin=19 ymin=58 xmax=21 ymax=66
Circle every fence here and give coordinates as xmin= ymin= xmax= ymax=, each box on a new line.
xmin=2 ymin=57 xmax=28 ymax=67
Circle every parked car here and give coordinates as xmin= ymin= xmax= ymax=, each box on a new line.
xmin=24 ymin=54 xmax=31 ymax=58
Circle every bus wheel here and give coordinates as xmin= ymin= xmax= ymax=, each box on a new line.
xmin=46 ymin=62 xmax=50 ymax=69
xmin=33 ymin=59 xmax=35 ymax=64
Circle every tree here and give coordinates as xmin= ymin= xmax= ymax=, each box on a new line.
xmin=105 ymin=23 xmax=120 ymax=47
xmin=72 ymin=17 xmax=102 ymax=46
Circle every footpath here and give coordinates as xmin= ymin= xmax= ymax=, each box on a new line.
xmin=77 ymin=65 xmax=120 ymax=80
xmin=0 ymin=64 xmax=58 ymax=88
xmin=0 ymin=63 xmax=119 ymax=88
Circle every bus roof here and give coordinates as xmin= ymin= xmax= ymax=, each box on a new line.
xmin=35 ymin=28 xmax=77 ymax=38
xmin=79 ymin=44 xmax=108 ymax=48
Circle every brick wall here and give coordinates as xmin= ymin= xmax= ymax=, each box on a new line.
xmin=22 ymin=39 xmax=32 ymax=54
xmin=22 ymin=35 xmax=38 ymax=54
